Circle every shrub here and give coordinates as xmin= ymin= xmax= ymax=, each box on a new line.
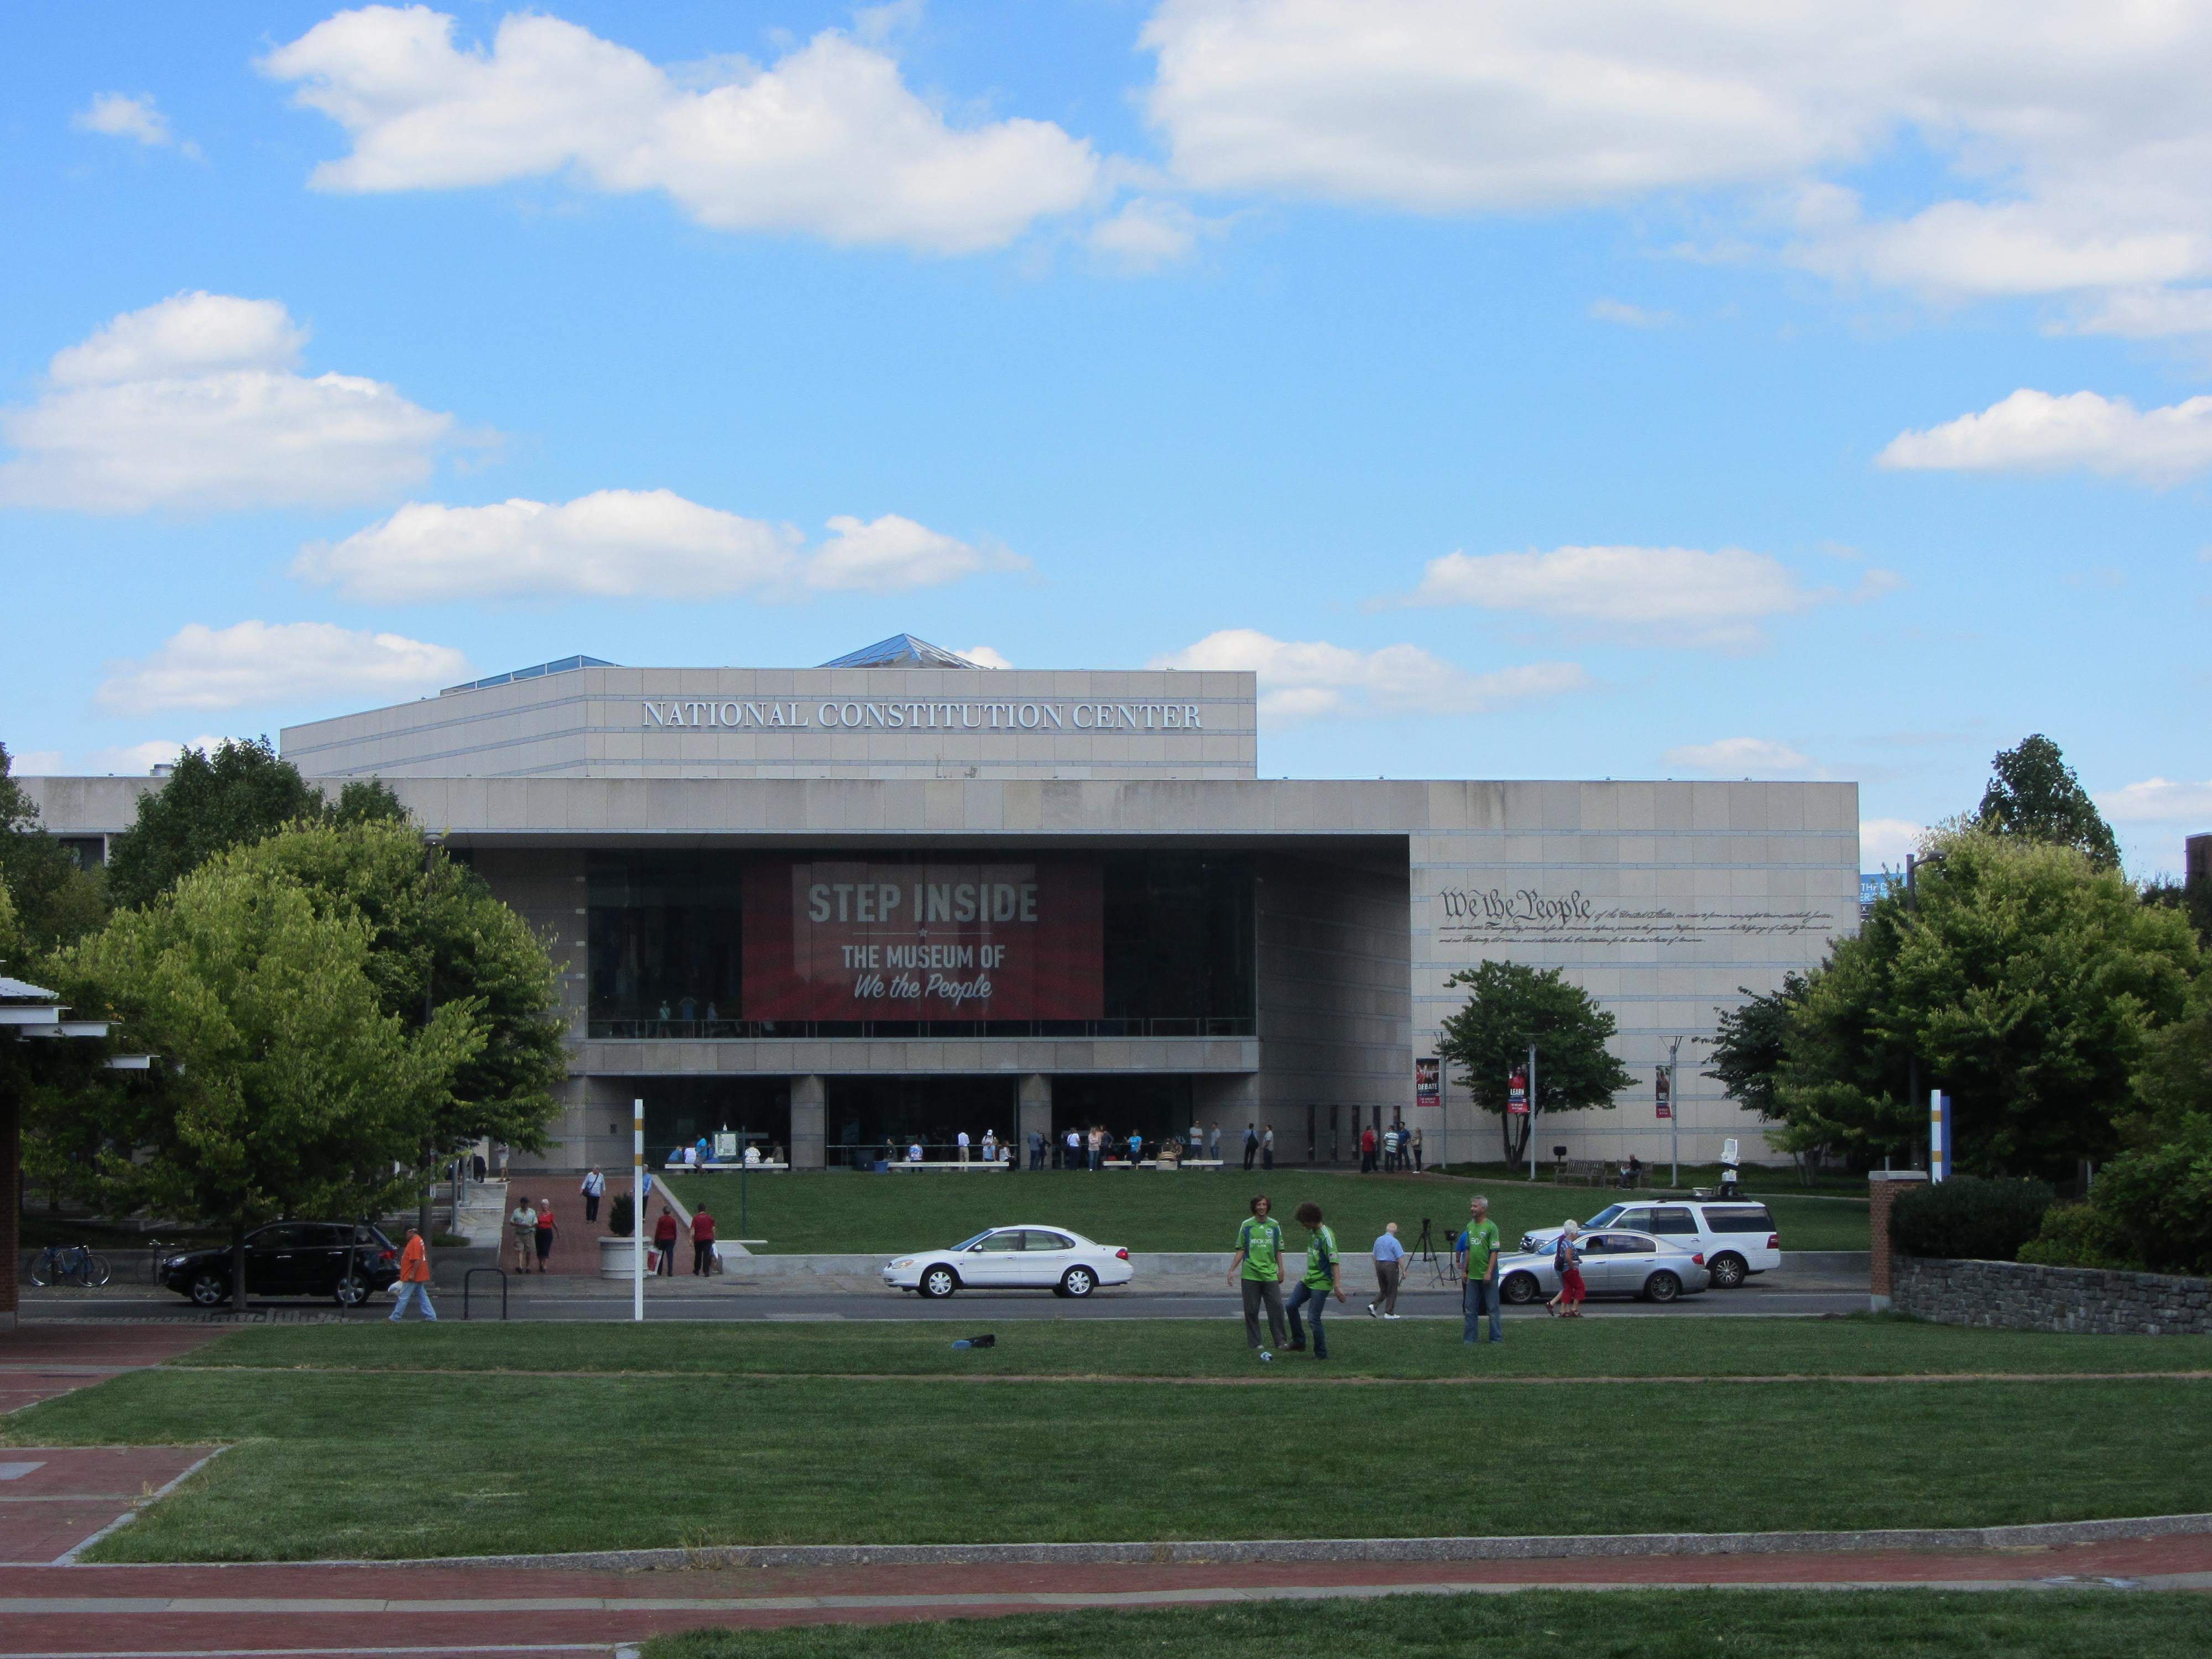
xmin=2017 ymin=1202 xmax=2139 ymax=1271
xmin=1890 ymin=1176 xmax=2054 ymax=1262
xmin=2019 ymin=1121 xmax=2212 ymax=1277
xmin=607 ymin=1193 xmax=634 ymax=1239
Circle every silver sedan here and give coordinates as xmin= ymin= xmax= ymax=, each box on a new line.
xmin=1495 ymin=1229 xmax=1711 ymax=1305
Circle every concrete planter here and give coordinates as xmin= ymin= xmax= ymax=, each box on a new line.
xmin=597 ymin=1235 xmax=656 ymax=1280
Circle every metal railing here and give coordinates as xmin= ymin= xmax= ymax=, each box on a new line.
xmin=586 ymin=1016 xmax=1255 ymax=1041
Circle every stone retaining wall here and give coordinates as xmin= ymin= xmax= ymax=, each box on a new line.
xmin=1894 ymin=1255 xmax=2212 ymax=1335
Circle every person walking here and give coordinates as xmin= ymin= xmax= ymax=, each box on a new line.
xmin=1548 ymin=1219 xmax=1586 ymax=1318
xmin=471 ymin=1150 xmax=487 ymax=1184
xmin=1228 ymin=1194 xmax=1287 ymax=1356
xmin=1411 ymin=1126 xmax=1424 ymax=1173
xmin=1241 ymin=1124 xmax=1259 ymax=1172
xmin=533 ymin=1198 xmax=556 ymax=1271
xmin=580 ymin=1167 xmax=605 ymax=1225
xmin=508 ymin=1196 xmax=538 ymax=1274
xmin=653 ymin=1204 xmax=680 ymax=1276
xmin=691 ymin=1204 xmax=718 ymax=1276
xmin=1285 ymin=1202 xmax=1343 ymax=1359
xmin=1456 ymin=1196 xmax=1504 ymax=1344
xmin=388 ymin=1225 xmax=436 ymax=1322
xmin=1369 ymin=1220 xmax=1406 ymax=1318
xmin=1261 ymin=1124 xmax=1275 ymax=1170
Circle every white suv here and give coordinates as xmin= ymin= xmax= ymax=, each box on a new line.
xmin=1520 ymin=1199 xmax=1780 ymax=1288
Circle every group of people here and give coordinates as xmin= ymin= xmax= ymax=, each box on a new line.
xmin=650 ymin=1202 xmax=720 ymax=1275
xmin=506 ymin=1196 xmax=560 ymax=1272
xmin=1357 ymin=1123 xmax=1423 ymax=1173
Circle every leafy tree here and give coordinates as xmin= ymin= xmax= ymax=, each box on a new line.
xmin=1978 ymin=734 xmax=2120 ymax=869
xmin=2140 ymin=873 xmax=2212 ymax=953
xmin=1773 ymin=829 xmax=2198 ymax=1181
xmin=47 ymin=852 xmax=481 ymax=1308
xmin=0 ymin=743 xmax=107 ymax=951
xmin=1706 ymin=972 xmax=1821 ymax=1180
xmin=1435 ymin=961 xmax=1634 ymax=1163
xmin=103 ymin=738 xmax=324 ymax=910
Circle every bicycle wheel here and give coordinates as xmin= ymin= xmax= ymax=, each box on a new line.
xmin=81 ymin=1253 xmax=113 ymax=1288
xmin=24 ymin=1251 xmax=54 ymax=1287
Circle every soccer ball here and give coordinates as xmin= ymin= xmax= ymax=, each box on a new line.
xmin=1259 ymin=1350 xmax=1274 ymax=1363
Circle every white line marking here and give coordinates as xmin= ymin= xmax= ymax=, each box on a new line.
xmin=0 ymin=1462 xmax=50 ymax=1480
xmin=55 ymin=1447 xmax=232 ymax=1566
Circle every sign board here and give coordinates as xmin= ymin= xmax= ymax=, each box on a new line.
xmin=742 ymin=860 xmax=1103 ymax=1021
xmin=712 ymin=1131 xmax=739 ymax=1161
xmin=1415 ymin=1057 xmax=1441 ymax=1109
xmin=1656 ymin=1066 xmax=1672 ymax=1120
xmin=1507 ymin=1068 xmax=1529 ymax=1117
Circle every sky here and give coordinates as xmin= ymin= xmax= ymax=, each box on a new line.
xmin=3 ymin=0 xmax=2209 ymax=874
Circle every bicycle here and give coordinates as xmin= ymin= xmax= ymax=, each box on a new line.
xmin=23 ymin=1243 xmax=113 ymax=1288
xmin=142 ymin=1239 xmax=184 ymax=1284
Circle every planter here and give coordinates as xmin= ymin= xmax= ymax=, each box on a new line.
xmin=597 ymin=1235 xmax=653 ymax=1280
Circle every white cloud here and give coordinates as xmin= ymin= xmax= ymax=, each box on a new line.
xmin=2067 ymin=288 xmax=2212 ymax=338
xmin=1136 ymin=1 xmax=2212 ymax=323
xmin=1088 ymin=197 xmax=1202 ymax=270
xmin=1663 ymin=737 xmax=1814 ymax=778
xmin=97 ymin=622 xmax=467 ymax=713
xmin=958 ymin=644 xmax=1011 ymax=670
xmin=1877 ymin=389 xmax=2212 ymax=484
xmin=8 ymin=750 xmax=65 ymax=776
xmin=2100 ymin=777 xmax=2212 ymax=823
xmin=1860 ymin=817 xmax=1928 ymax=869
xmin=0 ymin=292 xmax=458 ymax=513
xmin=1589 ymin=299 xmax=1676 ymax=328
xmin=1400 ymin=545 xmax=1891 ymax=650
xmin=1151 ymin=628 xmax=1585 ymax=722
xmin=260 ymin=7 xmax=1099 ymax=254
xmin=72 ymin=92 xmax=198 ymax=156
xmin=81 ymin=737 xmax=238 ymax=777
xmin=295 ymin=491 xmax=1013 ymax=601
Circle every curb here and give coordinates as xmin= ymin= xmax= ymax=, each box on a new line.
xmin=303 ymin=1513 xmax=2212 ymax=1574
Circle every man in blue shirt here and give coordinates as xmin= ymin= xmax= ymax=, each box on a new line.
xmin=1368 ymin=1220 xmax=1407 ymax=1318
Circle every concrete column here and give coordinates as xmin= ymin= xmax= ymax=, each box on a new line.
xmin=791 ymin=1074 xmax=826 ymax=1170
xmin=1866 ymin=1170 xmax=1928 ymax=1311
xmin=1018 ymin=1074 xmax=1052 ymax=1165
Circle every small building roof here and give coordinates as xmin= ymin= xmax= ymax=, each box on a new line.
xmin=442 ymin=655 xmax=615 ymax=696
xmin=817 ymin=635 xmax=992 ymax=670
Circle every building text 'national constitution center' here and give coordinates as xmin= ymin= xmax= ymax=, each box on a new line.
xmin=26 ymin=637 xmax=1859 ymax=1172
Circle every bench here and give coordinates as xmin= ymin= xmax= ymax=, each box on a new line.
xmin=1556 ymin=1157 xmax=1606 ymax=1185
xmin=669 ymin=1160 xmax=789 ymax=1173
xmin=886 ymin=1161 xmax=1010 ymax=1172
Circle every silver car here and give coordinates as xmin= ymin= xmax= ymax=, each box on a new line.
xmin=1496 ymin=1229 xmax=1711 ymax=1305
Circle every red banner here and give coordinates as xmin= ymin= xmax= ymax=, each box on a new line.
xmin=742 ymin=860 xmax=1103 ymax=1021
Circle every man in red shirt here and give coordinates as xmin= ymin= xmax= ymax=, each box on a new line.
xmin=691 ymin=1206 xmax=717 ymax=1276
xmin=389 ymin=1226 xmax=436 ymax=1322
xmin=1360 ymin=1125 xmax=1378 ymax=1174
xmin=653 ymin=1205 xmax=680 ymax=1276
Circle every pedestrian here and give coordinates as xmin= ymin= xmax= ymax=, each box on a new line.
xmin=1242 ymin=1123 xmax=1260 ymax=1171
xmin=388 ymin=1225 xmax=436 ymax=1322
xmin=1360 ymin=1124 xmax=1378 ymax=1174
xmin=957 ymin=1129 xmax=972 ymax=1165
xmin=1261 ymin=1124 xmax=1275 ymax=1170
xmin=907 ymin=1139 xmax=924 ymax=1162
xmin=1028 ymin=1128 xmax=1044 ymax=1171
xmin=1456 ymin=1196 xmax=1504 ymax=1345
xmin=1227 ymin=1194 xmax=1287 ymax=1356
xmin=1369 ymin=1220 xmax=1405 ymax=1318
xmin=983 ymin=1128 xmax=998 ymax=1165
xmin=1285 ymin=1202 xmax=1343 ymax=1359
xmin=508 ymin=1196 xmax=538 ymax=1274
xmin=695 ymin=1135 xmax=712 ymax=1168
xmin=1065 ymin=1126 xmax=1081 ymax=1170
xmin=1411 ymin=1127 xmax=1424 ymax=1172
xmin=1088 ymin=1126 xmax=1103 ymax=1172
xmin=691 ymin=1204 xmax=718 ymax=1275
xmin=1188 ymin=1123 xmax=1203 ymax=1159
xmin=580 ymin=1166 xmax=605 ymax=1225
xmin=653 ymin=1204 xmax=680 ymax=1276
xmin=1208 ymin=1122 xmax=1222 ymax=1162
xmin=471 ymin=1150 xmax=487 ymax=1184
xmin=1549 ymin=1219 xmax=1585 ymax=1318
xmin=1126 ymin=1128 xmax=1143 ymax=1165
xmin=494 ymin=1142 xmax=509 ymax=1178
xmin=534 ymin=1198 xmax=555 ymax=1270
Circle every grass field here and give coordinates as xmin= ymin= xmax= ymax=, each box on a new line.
xmin=7 ymin=1319 xmax=2205 ymax=1562
xmin=659 ymin=1169 xmax=1869 ymax=1253
xmin=643 ymin=1592 xmax=2212 ymax=1659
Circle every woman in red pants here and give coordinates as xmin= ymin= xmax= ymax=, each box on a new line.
xmin=1548 ymin=1219 xmax=1586 ymax=1318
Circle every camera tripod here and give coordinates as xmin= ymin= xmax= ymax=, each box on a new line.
xmin=1415 ymin=1217 xmax=1461 ymax=1287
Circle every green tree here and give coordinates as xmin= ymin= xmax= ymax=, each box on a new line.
xmin=1978 ymin=734 xmax=2121 ymax=869
xmin=1773 ymin=829 xmax=2198 ymax=1180
xmin=47 ymin=852 xmax=481 ymax=1308
xmin=1435 ymin=961 xmax=1634 ymax=1163
xmin=2140 ymin=873 xmax=2212 ymax=953
xmin=0 ymin=743 xmax=107 ymax=952
xmin=103 ymin=738 xmax=324 ymax=910
xmin=1705 ymin=972 xmax=1820 ymax=1180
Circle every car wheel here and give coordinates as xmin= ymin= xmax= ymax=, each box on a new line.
xmin=1500 ymin=1271 xmax=1540 ymax=1305
xmin=920 ymin=1265 xmax=958 ymax=1299
xmin=1707 ymin=1252 xmax=1747 ymax=1290
xmin=1061 ymin=1266 xmax=1097 ymax=1298
xmin=188 ymin=1270 xmax=231 ymax=1308
xmin=1643 ymin=1271 xmax=1681 ymax=1303
xmin=333 ymin=1276 xmax=372 ymax=1308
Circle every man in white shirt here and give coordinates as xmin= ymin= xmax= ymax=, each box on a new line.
xmin=1369 ymin=1221 xmax=1407 ymax=1318
xmin=957 ymin=1130 xmax=972 ymax=1165
xmin=907 ymin=1141 xmax=925 ymax=1162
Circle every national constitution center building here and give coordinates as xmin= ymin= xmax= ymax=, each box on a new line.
xmin=29 ymin=638 xmax=1860 ymax=1172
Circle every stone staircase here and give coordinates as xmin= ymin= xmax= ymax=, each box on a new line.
xmin=454 ymin=1178 xmax=510 ymax=1247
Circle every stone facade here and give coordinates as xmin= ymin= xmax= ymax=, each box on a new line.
xmin=1893 ymin=1256 xmax=2212 ymax=1335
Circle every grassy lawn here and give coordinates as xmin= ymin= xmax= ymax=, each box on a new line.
xmin=659 ymin=1170 xmax=1867 ymax=1253
xmin=644 ymin=1592 xmax=2212 ymax=1659
xmin=173 ymin=1315 xmax=2212 ymax=1381
xmin=7 ymin=1323 xmax=2206 ymax=1559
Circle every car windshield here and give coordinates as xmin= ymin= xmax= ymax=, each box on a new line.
xmin=951 ymin=1231 xmax=994 ymax=1251
xmin=1585 ymin=1205 xmax=1627 ymax=1228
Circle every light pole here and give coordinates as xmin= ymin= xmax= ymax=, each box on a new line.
xmin=1903 ymin=852 xmax=1948 ymax=1170
xmin=632 ymin=1097 xmax=644 ymax=1323
xmin=1666 ymin=1035 xmax=1683 ymax=1188
xmin=1525 ymin=1040 xmax=1538 ymax=1181
xmin=419 ymin=831 xmax=442 ymax=1247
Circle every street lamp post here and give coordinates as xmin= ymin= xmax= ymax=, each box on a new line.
xmin=1667 ymin=1034 xmax=1683 ymax=1189
xmin=1903 ymin=852 xmax=1948 ymax=1170
xmin=1525 ymin=1041 xmax=1538 ymax=1181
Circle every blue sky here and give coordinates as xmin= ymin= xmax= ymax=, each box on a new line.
xmin=3 ymin=1 xmax=2209 ymax=872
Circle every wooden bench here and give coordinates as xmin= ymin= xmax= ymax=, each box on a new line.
xmin=886 ymin=1160 xmax=1009 ymax=1172
xmin=670 ymin=1160 xmax=790 ymax=1173
xmin=1555 ymin=1157 xmax=1606 ymax=1185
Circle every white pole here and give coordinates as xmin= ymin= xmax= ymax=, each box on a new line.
xmin=1668 ymin=1037 xmax=1681 ymax=1190
xmin=632 ymin=1098 xmax=644 ymax=1323
xmin=1526 ymin=1041 xmax=1538 ymax=1181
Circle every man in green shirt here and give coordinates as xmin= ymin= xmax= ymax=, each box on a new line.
xmin=1285 ymin=1201 xmax=1344 ymax=1359
xmin=1227 ymin=1194 xmax=1287 ymax=1354
xmin=1455 ymin=1195 xmax=1504 ymax=1344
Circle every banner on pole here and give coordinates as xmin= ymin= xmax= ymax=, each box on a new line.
xmin=1507 ymin=1068 xmax=1529 ymax=1116
xmin=1415 ymin=1057 xmax=1441 ymax=1109
xmin=1656 ymin=1066 xmax=1672 ymax=1120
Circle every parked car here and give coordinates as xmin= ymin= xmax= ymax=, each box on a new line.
xmin=1520 ymin=1200 xmax=1780 ymax=1288
xmin=1496 ymin=1229 xmax=1712 ymax=1304
xmin=883 ymin=1225 xmax=1133 ymax=1299
xmin=160 ymin=1222 xmax=403 ymax=1308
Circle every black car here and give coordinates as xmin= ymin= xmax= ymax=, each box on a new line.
xmin=160 ymin=1222 xmax=403 ymax=1308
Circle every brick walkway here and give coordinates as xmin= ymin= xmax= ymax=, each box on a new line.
xmin=0 ymin=1324 xmax=228 ymax=1414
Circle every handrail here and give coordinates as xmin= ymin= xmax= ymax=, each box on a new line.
xmin=463 ymin=1266 xmax=509 ymax=1321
